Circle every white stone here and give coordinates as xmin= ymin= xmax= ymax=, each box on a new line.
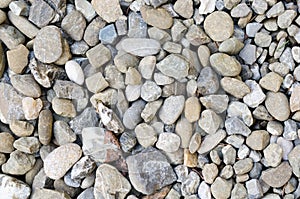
xmin=65 ymin=60 xmax=84 ymax=85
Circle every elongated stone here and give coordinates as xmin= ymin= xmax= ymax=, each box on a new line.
xmin=121 ymin=38 xmax=160 ymax=57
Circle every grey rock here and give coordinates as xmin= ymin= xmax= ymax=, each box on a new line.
xmin=243 ymin=80 xmax=266 ymax=108
xmin=84 ymin=17 xmax=106 ymax=46
xmin=252 ymin=0 xmax=268 ymax=14
xmin=181 ymin=171 xmax=200 ymax=196
xmin=140 ymin=5 xmax=173 ymax=30
xmin=120 ymin=132 xmax=136 ymax=152
xmin=0 ymin=24 xmax=25 ymax=50
xmin=123 ymin=100 xmax=145 ymax=129
xmin=159 ymin=95 xmax=185 ymax=125
xmin=52 ymin=97 xmax=76 ymax=118
xmin=99 ymin=24 xmax=117 ymax=44
xmin=141 ymin=100 xmax=163 ymax=123
xmin=38 ymin=110 xmax=53 ymax=145
xmin=69 ymin=107 xmax=98 ymax=135
xmin=125 ymin=84 xmax=141 ymax=102
xmin=225 ymin=117 xmax=251 ymax=136
xmin=263 ymin=143 xmax=283 ymax=167
xmin=225 ymin=135 xmax=244 ymax=148
xmin=280 ymin=47 xmax=295 ymax=71
xmin=104 ymin=65 xmax=125 ymax=89
xmin=171 ymin=20 xmax=187 ymax=42
xmin=86 ymin=44 xmax=111 ymax=68
xmin=71 ymin=41 xmax=89 ymax=55
xmin=239 ymin=44 xmax=257 ymax=65
xmin=138 ymin=56 xmax=156 ymax=80
xmin=150 ymin=0 xmax=168 ymax=8
xmin=156 ymin=132 xmax=181 ymax=153
xmin=211 ymin=177 xmax=232 ymax=199
xmin=233 ymin=158 xmax=253 ymax=175
xmin=261 ymin=162 xmax=293 ymax=187
xmin=266 ymin=1 xmax=284 ymax=18
xmin=265 ymin=92 xmax=290 ymax=121
xmin=288 ymin=145 xmax=300 ymax=177
xmin=246 ymin=179 xmax=263 ymax=199
xmin=219 ymin=37 xmax=244 ymax=55
xmin=71 ymin=156 xmax=96 ymax=180
xmin=148 ymin=26 xmax=171 ymax=45
xmin=227 ymin=101 xmax=253 ymax=126
xmin=283 ymin=119 xmax=298 ymax=140
xmin=222 ymin=145 xmax=236 ymax=165
xmin=198 ymin=181 xmax=211 ymax=199
xmin=135 ymin=123 xmax=157 ymax=148
xmin=231 ymin=183 xmax=247 ymax=199
xmin=200 ymin=95 xmax=229 ymax=114
xmin=198 ymin=129 xmax=226 ymax=154
xmin=53 ymin=80 xmax=85 ymax=100
xmin=62 ymin=10 xmax=86 ymax=41
xmin=259 ymin=72 xmax=283 ymax=92
xmin=13 ymin=137 xmax=40 ymax=154
xmin=121 ymin=38 xmax=160 ymax=57
xmin=28 ymin=0 xmax=54 ymax=28
xmin=75 ymin=0 xmax=96 ymax=22
xmin=2 ymin=150 xmax=35 ymax=175
xmin=198 ymin=109 xmax=222 ymax=134
xmin=54 ymin=121 xmax=76 ymax=146
xmin=85 ymin=72 xmax=109 ymax=93
xmin=128 ymin=12 xmax=147 ymax=38
xmin=0 ymin=174 xmax=31 ymax=199
xmin=77 ymin=187 xmax=94 ymax=199
xmin=203 ymin=163 xmax=218 ymax=184
xmin=277 ymin=10 xmax=297 ymax=29
xmin=11 ymin=74 xmax=41 ymax=98
xmin=231 ymin=3 xmax=251 ymax=18
xmin=63 ymin=172 xmax=81 ymax=188
xmin=185 ymin=24 xmax=211 ymax=46
xmin=197 ymin=67 xmax=219 ymax=95
xmin=126 ymin=147 xmax=177 ymax=195
xmin=220 ymin=165 xmax=234 ymax=179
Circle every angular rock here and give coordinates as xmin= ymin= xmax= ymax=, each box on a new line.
xmin=91 ymin=0 xmax=122 ymax=23
xmin=156 ymin=132 xmax=181 ymax=153
xmin=0 ymin=24 xmax=25 ymax=50
xmin=75 ymin=0 xmax=96 ymax=22
xmin=239 ymin=44 xmax=257 ymax=65
xmin=233 ymin=158 xmax=253 ymax=175
xmin=263 ymin=143 xmax=283 ymax=167
xmin=128 ymin=12 xmax=147 ymax=38
xmin=13 ymin=137 xmax=40 ymax=154
xmin=28 ymin=0 xmax=54 ymax=28
xmin=22 ymin=97 xmax=43 ymax=120
xmin=7 ymin=44 xmax=29 ymax=74
xmin=231 ymin=3 xmax=251 ymax=18
xmin=84 ymin=17 xmax=106 ymax=46
xmin=0 ymin=174 xmax=31 ymax=199
xmin=225 ymin=117 xmax=251 ymax=136
xmin=2 ymin=150 xmax=35 ymax=175
xmin=210 ymin=53 xmax=241 ymax=77
xmin=71 ymin=156 xmax=96 ymax=180
xmin=99 ymin=24 xmax=117 ymax=44
xmin=199 ymin=109 xmax=222 ymax=134
xmin=243 ymin=80 xmax=266 ymax=108
xmin=86 ymin=44 xmax=111 ymax=68
xmin=185 ymin=24 xmax=211 ymax=46
xmin=0 ymin=132 xmax=14 ymax=153
xmin=198 ymin=129 xmax=226 ymax=154
xmin=197 ymin=67 xmax=219 ymax=95
xmin=245 ymin=179 xmax=263 ymax=199
xmin=159 ymin=95 xmax=185 ymax=125
xmin=246 ymin=130 xmax=270 ymax=150
xmin=44 ymin=143 xmax=82 ymax=180
xmin=173 ymin=0 xmax=193 ymax=18
xmin=62 ymin=10 xmax=86 ymax=41
xmin=85 ymin=72 xmax=108 ymax=93
xmin=52 ymin=97 xmax=76 ymax=118
xmin=126 ymin=147 xmax=177 ymax=195
xmin=277 ymin=10 xmax=297 ymax=29
xmin=54 ymin=121 xmax=76 ymax=146
xmin=140 ymin=6 xmax=173 ymax=30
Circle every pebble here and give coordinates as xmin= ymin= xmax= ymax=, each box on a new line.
xmin=200 ymin=95 xmax=229 ymax=114
xmin=175 ymin=117 xmax=193 ymax=148
xmin=197 ymin=45 xmax=210 ymax=67
xmin=221 ymin=77 xmax=250 ymax=98
xmin=84 ymin=17 xmax=106 ymax=46
xmin=91 ymin=0 xmax=122 ymax=23
xmin=123 ymin=100 xmax=145 ymax=129
xmin=138 ymin=56 xmax=156 ymax=79
xmin=199 ymin=0 xmax=216 ymax=14
xmin=233 ymin=158 xmax=253 ymax=175
xmin=156 ymin=132 xmax=181 ymax=153
xmin=288 ymin=145 xmax=300 ymax=177
xmin=10 ymin=120 xmax=34 ymax=137
xmin=125 ymin=67 xmax=142 ymax=85
xmin=181 ymin=171 xmax=200 ymax=196
xmin=135 ymin=123 xmax=157 ymax=148
xmin=290 ymin=85 xmax=300 ymax=112
xmin=44 ymin=143 xmax=82 ymax=180
xmin=174 ymin=0 xmax=193 ymax=18
xmin=126 ymin=147 xmax=176 ymax=195
xmin=222 ymin=145 xmax=236 ymax=165
xmin=198 ymin=129 xmax=226 ymax=154
xmin=65 ymin=60 xmax=84 ymax=85
xmin=263 ymin=143 xmax=283 ymax=167
xmin=219 ymin=37 xmax=244 ymax=55
xmin=211 ymin=177 xmax=232 ymax=199
xmin=261 ymin=162 xmax=293 ymax=188
xmin=283 ymin=119 xmax=298 ymax=140
xmin=31 ymin=188 xmax=71 ymax=199
xmin=52 ymin=97 xmax=76 ymax=118
xmin=269 ymin=62 xmax=289 ymax=77
xmin=128 ymin=12 xmax=147 ymax=38
xmin=11 ymin=74 xmax=41 ymax=98
xmin=0 ymin=132 xmax=14 ymax=153
xmin=99 ymin=24 xmax=118 ymax=44
xmin=0 ymin=24 xmax=25 ymax=50
xmin=13 ymin=137 xmax=40 ymax=154
xmin=0 ymin=174 xmax=31 ymax=199
xmin=252 ymin=0 xmax=268 ymax=14
xmin=185 ymin=24 xmax=211 ymax=46
xmin=231 ymin=3 xmax=251 ymax=18
xmin=231 ymin=183 xmax=247 ymax=199
xmin=85 ymin=72 xmax=109 ymax=93
xmin=121 ymin=38 xmax=160 ymax=57
xmin=53 ymin=80 xmax=85 ymax=100
xmin=53 ymin=121 xmax=76 ymax=146
xmin=6 ymin=44 xmax=29 ymax=74
xmin=204 ymin=11 xmax=234 ymax=41
xmin=202 ymin=163 xmax=218 ymax=184
xmin=28 ymin=0 xmax=54 ymax=28
xmin=225 ymin=117 xmax=251 ymax=136
xmin=189 ymin=132 xmax=201 ymax=154
xmin=184 ymin=97 xmax=201 ymax=123
xmin=154 ymin=73 xmax=174 ymax=85
xmin=277 ymin=10 xmax=297 ymax=29
xmin=159 ymin=95 xmax=185 ymax=125
xmin=266 ymin=1 xmax=284 ymax=18
xmin=94 ymin=164 xmax=131 ymax=199
xmin=246 ymin=179 xmax=263 ymax=199
xmin=220 ymin=165 xmax=234 ymax=179
xmin=239 ymin=44 xmax=257 ymax=65
xmin=265 ymin=92 xmax=290 ymax=121
xmin=62 ymin=10 xmax=86 ymax=41
xmin=210 ymin=53 xmax=241 ymax=77
xmin=292 ymin=46 xmax=300 ymax=63
xmin=183 ymin=148 xmax=198 ymax=168
xmin=246 ymin=130 xmax=270 ymax=150
xmin=197 ymin=67 xmax=219 ymax=95
xmin=22 ymin=97 xmax=43 ymax=120
xmin=140 ymin=6 xmax=173 ymax=30
xmin=157 ymin=54 xmax=189 ymax=80
xmin=254 ymin=32 xmax=272 ymax=47
xmin=38 ymin=110 xmax=53 ymax=145
xmin=75 ymin=0 xmax=96 ymax=22
xmin=34 ymin=26 xmax=63 ymax=63
xmin=243 ymin=80 xmax=266 ymax=108
xmin=2 ymin=150 xmax=35 ymax=175
xmin=86 ymin=44 xmax=111 ymax=68
xmin=259 ymin=72 xmax=283 ymax=92
xmin=198 ymin=109 xmax=222 ymax=134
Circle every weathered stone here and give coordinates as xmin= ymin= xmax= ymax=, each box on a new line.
xmin=219 ymin=37 xmax=244 ymax=55
xmin=173 ymin=0 xmax=193 ymax=18
xmin=159 ymin=95 xmax=185 ymax=125
xmin=22 ymin=97 xmax=43 ymax=120
xmin=266 ymin=1 xmax=284 ymax=18
xmin=84 ymin=17 xmax=106 ymax=46
xmin=263 ymin=143 xmax=283 ymax=167
xmin=204 ymin=11 xmax=234 ymax=41
xmin=31 ymin=188 xmax=71 ymax=199
xmin=211 ymin=177 xmax=232 ymax=199
xmin=125 ymin=67 xmax=142 ymax=85
xmin=0 ymin=24 xmax=25 ymax=50
xmin=246 ymin=130 xmax=270 ymax=150
xmin=141 ymin=100 xmax=163 ymax=123
xmin=239 ymin=44 xmax=257 ymax=65
xmin=28 ymin=0 xmax=54 ymax=28
xmin=44 ymin=143 xmax=82 ymax=180
xmin=86 ymin=44 xmax=111 ymax=68
xmin=13 ymin=137 xmax=40 ymax=154
xmin=62 ymin=10 xmax=86 ymax=41
xmin=7 ymin=44 xmax=29 ymax=74
xmin=123 ymin=100 xmax=145 ymax=129
xmin=2 ymin=150 xmax=35 ymax=175
xmin=54 ymin=121 xmax=76 ymax=146
xmin=199 ymin=109 xmax=222 ymax=134
xmin=0 ymin=132 xmax=14 ymax=153
xmin=0 ymin=174 xmax=31 ymax=199
xmin=91 ymin=0 xmax=122 ymax=23
xmin=52 ymin=97 xmax=76 ymax=118
xmin=265 ymin=92 xmax=290 ymax=121
xmin=121 ymin=38 xmax=160 ymax=57
xmin=185 ymin=24 xmax=211 ymax=46
xmin=10 ymin=120 xmax=34 ymax=137
xmin=231 ymin=3 xmax=251 ymax=18
xmin=225 ymin=117 xmax=251 ymax=136
xmin=259 ymin=72 xmax=283 ymax=92
xmin=156 ymin=54 xmax=189 ymax=80
xmin=252 ymin=0 xmax=268 ymax=14
xmin=243 ymin=80 xmax=266 ymax=108
xmin=128 ymin=12 xmax=147 ymax=38
xmin=38 ymin=110 xmax=53 ymax=145
xmin=126 ymin=147 xmax=176 ymax=195
xmin=11 ymin=74 xmax=41 ymax=98
xmin=197 ymin=67 xmax=219 ymax=95
xmin=288 ymin=145 xmax=300 ymax=177
xmin=135 ymin=123 xmax=158 ymax=148
xmin=138 ymin=56 xmax=156 ymax=79
xmin=75 ymin=0 xmax=96 ymax=22
xmin=198 ymin=129 xmax=226 ymax=154
xmin=245 ymin=179 xmax=263 ymax=199
xmin=254 ymin=32 xmax=272 ymax=48
xmin=156 ymin=132 xmax=180 ymax=153
xmin=233 ymin=158 xmax=253 ymax=175
xmin=184 ymin=97 xmax=201 ymax=123
xmin=140 ymin=6 xmax=173 ymax=29
xmin=210 ymin=53 xmax=241 ymax=77
xmin=261 ymin=162 xmax=293 ymax=188
xmin=203 ymin=163 xmax=218 ymax=184
xmin=277 ymin=10 xmax=297 ymax=29
xmin=85 ymin=72 xmax=109 ymax=93
xmin=94 ymin=164 xmax=131 ymax=199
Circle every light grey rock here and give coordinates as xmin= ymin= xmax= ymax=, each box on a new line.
xmin=0 ymin=174 xmax=31 ymax=199
xmin=2 ymin=150 xmax=35 ymax=175
xmin=91 ymin=0 xmax=122 ymax=23
xmin=159 ymin=95 xmax=185 ymax=125
xmin=65 ymin=60 xmax=84 ymax=85
xmin=197 ymin=67 xmax=219 ymax=95
xmin=211 ymin=177 xmax=232 ymax=199
xmin=243 ymin=80 xmax=266 ymax=108
xmin=246 ymin=23 xmax=263 ymax=37
xmin=277 ymin=10 xmax=297 ymax=29
xmin=233 ymin=158 xmax=253 ymax=175
xmin=265 ymin=92 xmax=290 ymax=121
xmin=203 ymin=163 xmax=218 ymax=184
xmin=263 ymin=143 xmax=283 ymax=167
xmin=13 ymin=137 xmax=40 ymax=154
xmin=156 ymin=132 xmax=181 ymax=153
xmin=31 ymin=188 xmax=71 ymax=199
xmin=0 ymin=132 xmax=14 ymax=153
xmin=239 ymin=44 xmax=257 ymax=65
xmin=62 ymin=10 xmax=86 ymax=41
xmin=84 ymin=17 xmax=106 ymax=46
xmin=259 ymin=72 xmax=283 ymax=92
xmin=199 ymin=0 xmax=216 ymax=14
xmin=231 ymin=183 xmax=247 ymax=199
xmin=135 ymin=123 xmax=157 ymax=148
xmin=121 ymin=38 xmax=160 ymax=57
xmin=198 ymin=109 xmax=222 ymax=134
xmin=123 ymin=100 xmax=145 ymax=129
xmin=119 ymin=132 xmax=136 ymax=153
xmin=141 ymin=100 xmax=163 ymax=123
xmin=225 ymin=117 xmax=251 ymax=136
xmin=266 ymin=1 xmax=284 ymax=18
xmin=53 ymin=121 xmax=76 ymax=146
xmin=231 ymin=3 xmax=251 ymax=18
xmin=198 ymin=129 xmax=226 ymax=154
xmin=222 ymin=145 xmax=236 ymax=165
xmin=126 ymin=147 xmax=177 ymax=195
xmin=227 ymin=101 xmax=253 ymax=126
xmin=138 ymin=56 xmax=156 ymax=79
xmin=28 ymin=0 xmax=54 ymax=28
xmin=246 ymin=179 xmax=263 ymax=199
xmin=181 ymin=171 xmax=200 ymax=196
xmin=69 ymin=107 xmax=98 ymax=135
xmin=140 ymin=81 xmax=161 ymax=102
xmin=128 ymin=12 xmax=147 ymax=38
xmin=75 ymin=0 xmax=96 ymax=22
xmin=261 ymin=162 xmax=293 ymax=187
xmin=99 ymin=24 xmax=117 ymax=44
xmin=283 ymin=119 xmax=298 ymax=140
xmin=288 ymin=145 xmax=300 ymax=177
xmin=148 ymin=26 xmax=171 ymax=45
xmin=252 ymin=0 xmax=268 ymax=14
xmin=200 ymin=95 xmax=229 ymax=114
xmin=219 ymin=37 xmax=244 ymax=55
xmin=198 ymin=181 xmax=211 ymax=199
xmin=185 ymin=24 xmax=211 ymax=46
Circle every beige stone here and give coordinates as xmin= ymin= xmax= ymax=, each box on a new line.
xmin=7 ymin=44 xmax=29 ymax=74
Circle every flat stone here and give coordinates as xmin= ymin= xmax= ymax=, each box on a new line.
xmin=62 ymin=10 xmax=86 ymax=41
xmin=135 ymin=123 xmax=158 ymax=148
xmin=31 ymin=188 xmax=71 ymax=199
xmin=28 ymin=0 xmax=54 ymax=27
xmin=0 ymin=174 xmax=31 ymax=199
xmin=239 ymin=44 xmax=257 ymax=65
xmin=0 ymin=24 xmax=25 ymax=50
xmin=175 ymin=117 xmax=193 ymax=148
xmin=85 ymin=72 xmax=109 ymax=93
xmin=159 ymin=95 xmax=185 ymax=125
xmin=288 ymin=145 xmax=300 ymax=177
xmin=6 ymin=44 xmax=29 ymax=74
xmin=123 ymin=100 xmax=145 ymax=129
xmin=99 ymin=24 xmax=117 ymax=45
xmin=156 ymin=132 xmax=181 ymax=152
xmin=10 ymin=120 xmax=34 ymax=137
xmin=94 ymin=164 xmax=131 ymax=199
xmin=243 ymin=80 xmax=266 ymax=108
xmin=2 ymin=150 xmax=35 ymax=175
xmin=204 ymin=11 xmax=234 ymax=41
xmin=199 ymin=109 xmax=222 ymax=134
xmin=259 ymin=72 xmax=283 ymax=92
xmin=198 ymin=129 xmax=226 ymax=154
xmin=54 ymin=121 xmax=76 ymax=146
xmin=254 ymin=32 xmax=272 ymax=47
xmin=184 ymin=97 xmax=201 ymax=123
xmin=233 ymin=158 xmax=253 ymax=175
xmin=211 ymin=177 xmax=232 ymax=199
xmin=22 ymin=97 xmax=43 ymax=120
xmin=75 ymin=0 xmax=96 ymax=22
xmin=38 ymin=110 xmax=53 ymax=145
xmin=0 ymin=132 xmax=14 ymax=153
xmin=86 ymin=44 xmax=111 ymax=68
xmin=210 ymin=53 xmax=241 ymax=77
xmin=13 ymin=137 xmax=40 ymax=154
xmin=277 ymin=10 xmax=297 ymax=29
xmin=156 ymin=54 xmax=189 ymax=80
xmin=197 ymin=45 xmax=210 ymax=67
xmin=231 ymin=3 xmax=251 ymax=18
xmin=34 ymin=26 xmax=63 ymax=63
xmin=200 ymin=94 xmax=229 ymax=114
xmin=11 ymin=74 xmax=41 ymax=98
xmin=140 ymin=6 xmax=173 ymax=30
xmin=91 ymin=0 xmax=122 ymax=23
xmin=246 ymin=130 xmax=270 ymax=150
xmin=265 ymin=91 xmax=290 ymax=121
xmin=261 ymin=162 xmax=293 ymax=188
xmin=173 ymin=0 xmax=193 ymax=18
xmin=52 ymin=97 xmax=76 ymax=118
xmin=221 ymin=77 xmax=250 ymax=98
xmin=121 ymin=38 xmax=160 ymax=57
xmin=197 ymin=67 xmax=219 ymax=95
xmin=126 ymin=147 xmax=177 ymax=195
xmin=44 ymin=143 xmax=82 ymax=180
